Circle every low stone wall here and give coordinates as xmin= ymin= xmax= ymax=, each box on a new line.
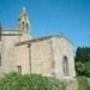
xmin=64 ymin=78 xmax=78 ymax=90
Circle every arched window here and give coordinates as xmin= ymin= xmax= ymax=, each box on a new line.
xmin=63 ymin=56 xmax=69 ymax=76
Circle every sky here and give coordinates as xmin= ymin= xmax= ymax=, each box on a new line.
xmin=0 ymin=0 xmax=90 ymax=48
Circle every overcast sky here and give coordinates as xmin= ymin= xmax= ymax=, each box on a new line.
xmin=0 ymin=0 xmax=90 ymax=48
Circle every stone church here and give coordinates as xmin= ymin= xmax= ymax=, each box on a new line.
xmin=0 ymin=8 xmax=76 ymax=80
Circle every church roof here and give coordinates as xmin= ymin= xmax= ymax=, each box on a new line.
xmin=16 ymin=35 xmax=73 ymax=46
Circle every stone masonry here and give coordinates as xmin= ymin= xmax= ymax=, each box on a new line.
xmin=0 ymin=7 xmax=78 ymax=90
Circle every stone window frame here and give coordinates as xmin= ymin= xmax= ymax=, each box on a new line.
xmin=63 ymin=56 xmax=69 ymax=76
xmin=17 ymin=65 xmax=22 ymax=74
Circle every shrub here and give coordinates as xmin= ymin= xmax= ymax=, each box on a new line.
xmin=0 ymin=72 xmax=65 ymax=90
xmin=77 ymin=76 xmax=90 ymax=90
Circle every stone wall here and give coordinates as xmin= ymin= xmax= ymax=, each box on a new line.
xmin=15 ymin=44 xmax=30 ymax=74
xmin=64 ymin=78 xmax=78 ymax=90
xmin=30 ymin=39 xmax=54 ymax=76
xmin=15 ymin=39 xmax=54 ymax=76
xmin=0 ymin=31 xmax=20 ymax=74
xmin=0 ymin=30 xmax=30 ymax=74
xmin=15 ymin=36 xmax=76 ymax=79
xmin=52 ymin=37 xmax=76 ymax=79
xmin=15 ymin=36 xmax=78 ymax=90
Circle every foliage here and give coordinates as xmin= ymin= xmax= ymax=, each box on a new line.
xmin=77 ymin=76 xmax=90 ymax=90
xmin=0 ymin=72 xmax=65 ymax=90
xmin=75 ymin=47 xmax=90 ymax=63
xmin=75 ymin=47 xmax=90 ymax=77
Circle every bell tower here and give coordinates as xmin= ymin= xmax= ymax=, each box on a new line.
xmin=18 ymin=7 xmax=32 ymax=41
xmin=18 ymin=7 xmax=31 ymax=34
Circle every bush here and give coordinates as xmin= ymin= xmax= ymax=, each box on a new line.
xmin=0 ymin=72 xmax=65 ymax=90
xmin=77 ymin=76 xmax=90 ymax=90
xmin=75 ymin=47 xmax=90 ymax=77
xmin=84 ymin=62 xmax=90 ymax=77
xmin=75 ymin=62 xmax=90 ymax=77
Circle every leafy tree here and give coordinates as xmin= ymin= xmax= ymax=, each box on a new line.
xmin=75 ymin=47 xmax=90 ymax=77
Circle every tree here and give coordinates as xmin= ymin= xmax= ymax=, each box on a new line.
xmin=75 ymin=47 xmax=90 ymax=77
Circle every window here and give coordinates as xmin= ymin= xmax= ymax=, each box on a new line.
xmin=17 ymin=65 xmax=22 ymax=74
xmin=63 ymin=56 xmax=69 ymax=76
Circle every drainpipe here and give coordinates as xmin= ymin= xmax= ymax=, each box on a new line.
xmin=27 ymin=44 xmax=32 ymax=73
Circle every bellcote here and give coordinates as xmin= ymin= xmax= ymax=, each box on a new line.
xmin=18 ymin=7 xmax=31 ymax=34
